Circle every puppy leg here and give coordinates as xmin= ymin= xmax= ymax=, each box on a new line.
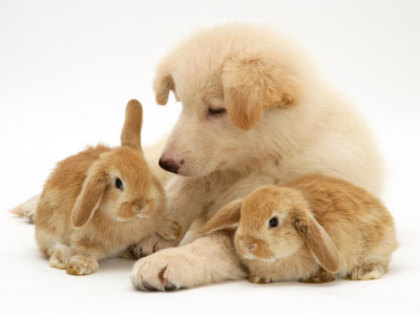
xmin=131 ymin=231 xmax=247 ymax=291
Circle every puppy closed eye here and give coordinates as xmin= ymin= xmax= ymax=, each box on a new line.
xmin=207 ymin=107 xmax=226 ymax=117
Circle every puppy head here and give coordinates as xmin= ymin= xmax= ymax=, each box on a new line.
xmin=154 ymin=24 xmax=304 ymax=177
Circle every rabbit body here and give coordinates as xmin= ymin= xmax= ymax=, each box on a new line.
xmin=201 ymin=174 xmax=397 ymax=283
xmin=34 ymin=100 xmax=179 ymax=275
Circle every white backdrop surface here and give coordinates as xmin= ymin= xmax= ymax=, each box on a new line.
xmin=0 ymin=1 xmax=419 ymax=314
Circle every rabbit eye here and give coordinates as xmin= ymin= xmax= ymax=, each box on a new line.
xmin=268 ymin=217 xmax=278 ymax=228
xmin=115 ymin=178 xmax=123 ymax=190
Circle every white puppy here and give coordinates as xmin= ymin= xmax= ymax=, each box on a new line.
xmin=130 ymin=24 xmax=383 ymax=290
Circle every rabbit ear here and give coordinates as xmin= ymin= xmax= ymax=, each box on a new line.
xmin=199 ymin=199 xmax=242 ymax=235
xmin=71 ymin=162 xmax=109 ymax=228
xmin=120 ymin=99 xmax=143 ymax=151
xmin=292 ymin=208 xmax=339 ymax=274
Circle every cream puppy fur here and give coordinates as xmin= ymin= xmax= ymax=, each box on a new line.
xmin=16 ymin=24 xmax=384 ymax=290
xmin=129 ymin=24 xmax=384 ymax=290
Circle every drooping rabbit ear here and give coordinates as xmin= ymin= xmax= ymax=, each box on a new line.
xmin=199 ymin=199 xmax=242 ymax=235
xmin=292 ymin=208 xmax=339 ymax=273
xmin=71 ymin=162 xmax=109 ymax=228
xmin=222 ymin=57 xmax=299 ymax=130
xmin=120 ymin=99 xmax=143 ymax=150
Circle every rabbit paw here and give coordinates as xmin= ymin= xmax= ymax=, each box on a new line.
xmin=66 ymin=254 xmax=98 ymax=276
xmin=131 ymin=248 xmax=203 ymax=291
xmin=125 ymin=233 xmax=179 ymax=259
xmin=349 ymin=262 xmax=386 ymax=280
xmin=248 ymin=274 xmax=271 ymax=284
xmin=158 ymin=219 xmax=182 ymax=241
xmin=120 ymin=244 xmax=140 ymax=260
xmin=49 ymin=246 xmax=70 ymax=269
xmin=300 ymin=268 xmax=335 ymax=283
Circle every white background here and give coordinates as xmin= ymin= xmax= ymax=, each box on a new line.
xmin=1 ymin=0 xmax=419 ymax=314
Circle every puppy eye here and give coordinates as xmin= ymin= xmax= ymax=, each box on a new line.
xmin=115 ymin=178 xmax=124 ymax=190
xmin=268 ymin=217 xmax=278 ymax=228
xmin=207 ymin=107 xmax=226 ymax=116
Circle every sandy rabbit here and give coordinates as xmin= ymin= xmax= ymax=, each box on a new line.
xmin=34 ymin=99 xmax=180 ymax=275
xmin=200 ymin=174 xmax=397 ymax=283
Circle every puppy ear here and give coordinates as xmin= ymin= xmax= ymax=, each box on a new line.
xmin=199 ymin=199 xmax=242 ymax=235
xmin=121 ymin=99 xmax=143 ymax=151
xmin=71 ymin=162 xmax=109 ymax=228
xmin=222 ymin=58 xmax=299 ymax=130
xmin=292 ymin=208 xmax=339 ymax=273
xmin=153 ymin=60 xmax=175 ymax=105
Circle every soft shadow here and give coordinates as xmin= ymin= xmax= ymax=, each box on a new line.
xmin=98 ymin=258 xmax=136 ymax=273
xmin=242 ymin=278 xmax=347 ymax=289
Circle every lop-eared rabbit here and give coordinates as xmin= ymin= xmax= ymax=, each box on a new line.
xmin=200 ymin=174 xmax=397 ymax=284
xmin=32 ymin=100 xmax=179 ymax=275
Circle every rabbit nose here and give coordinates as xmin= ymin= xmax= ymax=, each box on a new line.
xmin=133 ymin=206 xmax=142 ymax=213
xmin=132 ymin=199 xmax=146 ymax=213
xmin=248 ymin=244 xmax=257 ymax=252
xmin=133 ymin=199 xmax=153 ymax=218
xmin=238 ymin=238 xmax=257 ymax=253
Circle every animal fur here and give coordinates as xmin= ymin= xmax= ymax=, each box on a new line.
xmin=130 ymin=24 xmax=386 ymax=291
xmin=200 ymin=174 xmax=397 ymax=283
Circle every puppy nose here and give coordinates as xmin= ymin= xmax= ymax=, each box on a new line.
xmin=159 ymin=154 xmax=183 ymax=174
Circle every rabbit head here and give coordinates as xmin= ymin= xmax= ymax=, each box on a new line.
xmin=71 ymin=99 xmax=162 ymax=228
xmin=200 ymin=185 xmax=339 ymax=273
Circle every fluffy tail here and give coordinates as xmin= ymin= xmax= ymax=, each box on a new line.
xmin=9 ymin=204 xmax=25 ymax=217
xmin=8 ymin=195 xmax=40 ymax=223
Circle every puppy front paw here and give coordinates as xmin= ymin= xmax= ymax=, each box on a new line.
xmin=131 ymin=248 xmax=202 ymax=291
xmin=66 ymin=254 xmax=98 ymax=276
